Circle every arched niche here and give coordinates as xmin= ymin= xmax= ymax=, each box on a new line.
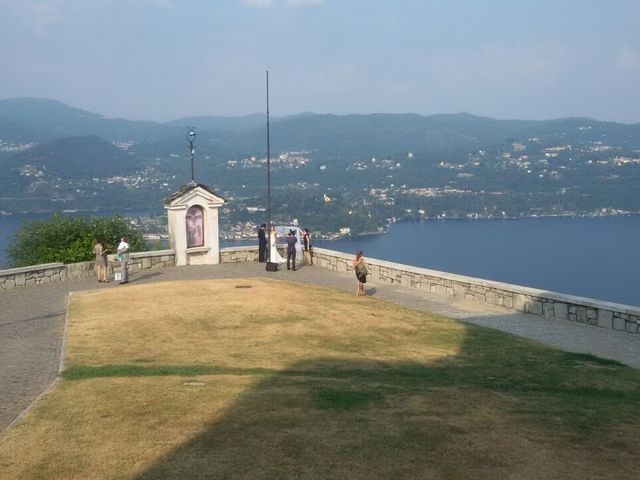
xmin=186 ymin=205 xmax=205 ymax=248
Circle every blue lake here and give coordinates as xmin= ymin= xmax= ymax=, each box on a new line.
xmin=1 ymin=214 xmax=639 ymax=307
xmin=313 ymin=216 xmax=640 ymax=307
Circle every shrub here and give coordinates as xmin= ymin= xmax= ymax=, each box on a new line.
xmin=7 ymin=214 xmax=145 ymax=267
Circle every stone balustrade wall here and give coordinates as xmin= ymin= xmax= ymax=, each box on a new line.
xmin=311 ymin=247 xmax=640 ymax=335
xmin=3 ymin=245 xmax=639 ymax=335
xmin=0 ymin=250 xmax=176 ymax=290
xmin=0 ymin=263 xmax=67 ymax=289
xmin=219 ymin=246 xmax=259 ymax=263
xmin=219 ymin=245 xmax=288 ymax=264
xmin=113 ymin=250 xmax=176 ymax=273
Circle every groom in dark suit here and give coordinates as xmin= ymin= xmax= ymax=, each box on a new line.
xmin=286 ymin=229 xmax=297 ymax=271
xmin=257 ymin=224 xmax=267 ymax=262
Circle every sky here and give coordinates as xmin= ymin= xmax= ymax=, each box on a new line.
xmin=1 ymin=0 xmax=639 ymax=123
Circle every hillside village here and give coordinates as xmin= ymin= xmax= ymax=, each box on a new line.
xmin=1 ymin=100 xmax=640 ymax=239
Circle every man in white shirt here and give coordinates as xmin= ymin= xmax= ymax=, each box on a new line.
xmin=117 ymin=236 xmax=130 ymax=284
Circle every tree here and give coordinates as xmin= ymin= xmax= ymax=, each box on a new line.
xmin=7 ymin=214 xmax=145 ymax=267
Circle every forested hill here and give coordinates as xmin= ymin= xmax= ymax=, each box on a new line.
xmin=0 ymin=98 xmax=175 ymax=143
xmin=2 ymin=98 xmax=639 ymax=157
xmin=5 ymin=136 xmax=135 ymax=178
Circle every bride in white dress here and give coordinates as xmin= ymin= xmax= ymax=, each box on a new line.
xmin=269 ymin=226 xmax=285 ymax=263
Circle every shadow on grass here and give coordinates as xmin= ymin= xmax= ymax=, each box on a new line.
xmin=63 ymin=316 xmax=639 ymax=480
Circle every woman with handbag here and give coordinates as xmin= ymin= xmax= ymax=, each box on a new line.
xmin=93 ymin=237 xmax=109 ymax=283
xmin=352 ymin=250 xmax=368 ymax=296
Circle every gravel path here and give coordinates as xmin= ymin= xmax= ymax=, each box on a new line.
xmin=2 ymin=262 xmax=639 ymax=431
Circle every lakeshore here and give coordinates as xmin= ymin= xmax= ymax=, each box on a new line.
xmin=2 ymin=213 xmax=640 ymax=306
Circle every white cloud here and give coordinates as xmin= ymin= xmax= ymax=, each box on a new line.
xmin=0 ymin=0 xmax=176 ymax=35
xmin=290 ymin=63 xmax=359 ymax=98
xmin=139 ymin=0 xmax=175 ymax=7
xmin=0 ymin=0 xmax=71 ymax=34
xmin=617 ymin=46 xmax=639 ymax=69
xmin=240 ymin=0 xmax=324 ymax=8
xmin=389 ymin=80 xmax=411 ymax=95
xmin=241 ymin=0 xmax=274 ymax=8
xmin=283 ymin=0 xmax=324 ymax=6
xmin=426 ymin=41 xmax=579 ymax=86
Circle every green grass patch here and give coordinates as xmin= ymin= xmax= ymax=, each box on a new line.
xmin=62 ymin=361 xmax=640 ymax=402
xmin=62 ymin=364 xmax=287 ymax=380
xmin=312 ymin=388 xmax=383 ymax=410
xmin=562 ymin=351 xmax=626 ymax=367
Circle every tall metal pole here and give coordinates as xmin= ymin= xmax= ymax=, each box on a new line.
xmin=266 ymin=70 xmax=272 ymax=264
xmin=190 ymin=144 xmax=195 ymax=183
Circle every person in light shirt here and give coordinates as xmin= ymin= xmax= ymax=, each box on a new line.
xmin=117 ymin=236 xmax=130 ymax=284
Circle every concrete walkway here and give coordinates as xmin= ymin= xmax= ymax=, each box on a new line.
xmin=2 ymin=261 xmax=639 ymax=431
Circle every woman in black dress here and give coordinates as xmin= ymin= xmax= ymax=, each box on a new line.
xmin=303 ymin=229 xmax=312 ymax=266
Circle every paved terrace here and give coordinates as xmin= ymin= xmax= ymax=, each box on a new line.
xmin=2 ymin=261 xmax=640 ymax=431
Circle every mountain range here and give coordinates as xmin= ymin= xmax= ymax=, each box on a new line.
xmin=2 ymin=97 xmax=639 ymax=158
xmin=1 ymin=97 xmax=639 ymax=219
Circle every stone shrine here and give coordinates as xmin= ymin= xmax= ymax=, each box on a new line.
xmin=164 ymin=182 xmax=226 ymax=266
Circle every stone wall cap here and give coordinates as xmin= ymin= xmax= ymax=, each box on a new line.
xmin=186 ymin=246 xmax=210 ymax=254
xmin=107 ymin=250 xmax=175 ymax=261
xmin=0 ymin=263 xmax=64 ymax=276
xmin=220 ymin=246 xmax=257 ymax=253
xmin=130 ymin=249 xmax=175 ymax=258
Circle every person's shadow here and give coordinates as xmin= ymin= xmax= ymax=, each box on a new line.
xmin=130 ymin=272 xmax=163 ymax=284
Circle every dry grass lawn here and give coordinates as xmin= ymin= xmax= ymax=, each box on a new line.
xmin=1 ymin=278 xmax=640 ymax=479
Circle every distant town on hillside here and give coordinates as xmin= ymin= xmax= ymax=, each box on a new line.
xmin=1 ymin=98 xmax=639 ymax=240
